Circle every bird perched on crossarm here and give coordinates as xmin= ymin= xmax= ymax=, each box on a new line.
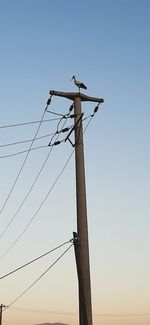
xmin=71 ymin=75 xmax=87 ymax=92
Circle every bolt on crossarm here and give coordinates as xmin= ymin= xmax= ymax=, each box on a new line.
xmin=49 ymin=90 xmax=104 ymax=325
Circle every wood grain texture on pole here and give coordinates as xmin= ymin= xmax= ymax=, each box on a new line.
xmin=74 ymin=96 xmax=93 ymax=325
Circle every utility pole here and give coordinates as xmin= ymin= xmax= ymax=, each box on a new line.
xmin=0 ymin=304 xmax=6 ymax=325
xmin=49 ymin=89 xmax=104 ymax=325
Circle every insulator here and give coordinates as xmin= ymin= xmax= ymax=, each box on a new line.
xmin=62 ymin=127 xmax=69 ymax=133
xmin=54 ymin=141 xmax=61 ymax=146
xmin=69 ymin=104 xmax=74 ymax=112
xmin=94 ymin=105 xmax=99 ymax=113
xmin=47 ymin=98 xmax=51 ymax=106
xmin=70 ymin=114 xmax=76 ymax=118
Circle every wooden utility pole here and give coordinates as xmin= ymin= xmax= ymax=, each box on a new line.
xmin=0 ymin=304 xmax=5 ymax=325
xmin=49 ymin=89 xmax=104 ymax=325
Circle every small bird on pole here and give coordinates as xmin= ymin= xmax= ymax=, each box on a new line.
xmin=71 ymin=75 xmax=87 ymax=92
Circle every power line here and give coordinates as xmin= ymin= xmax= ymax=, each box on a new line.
xmin=0 ymin=132 xmax=58 ymax=148
xmin=93 ymin=313 xmax=150 ymax=317
xmin=0 ymin=239 xmax=72 ymax=280
xmin=0 ymin=125 xmax=73 ymax=149
xmin=0 ymin=104 xmax=74 ymax=130
xmin=1 ymin=108 xmax=99 ymax=256
xmin=1 ymin=100 xmax=102 ymax=320
xmin=0 ymin=109 xmax=46 ymax=217
xmin=0 ymin=118 xmax=61 ymax=129
xmin=0 ymin=104 xmax=99 ymax=258
xmin=83 ymin=104 xmax=101 ymax=132
xmin=0 ymin=94 xmax=54 ymax=217
xmin=0 ymin=146 xmax=53 ymax=240
xmin=0 ymin=112 xmax=72 ymax=242
xmin=0 ymin=126 xmax=73 ymax=158
xmin=6 ymin=244 xmax=73 ymax=307
xmin=46 ymin=109 xmax=68 ymax=117
xmin=9 ymin=306 xmax=77 ymax=315
xmin=7 ymin=307 xmax=150 ymax=318
xmin=0 ymin=114 xmax=96 ymax=158
xmin=0 ymin=145 xmax=49 ymax=159
xmin=0 ymin=149 xmax=74 ymax=259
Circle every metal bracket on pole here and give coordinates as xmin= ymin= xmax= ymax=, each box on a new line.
xmin=65 ymin=113 xmax=84 ymax=147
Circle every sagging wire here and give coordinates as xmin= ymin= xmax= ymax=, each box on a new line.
xmin=8 ymin=306 xmax=76 ymax=315
xmin=0 ymin=107 xmax=73 ymax=242
xmin=0 ymin=125 xmax=74 ymax=158
xmin=0 ymin=239 xmax=72 ymax=280
xmin=46 ymin=102 xmax=100 ymax=148
xmin=6 ymin=244 xmax=73 ymax=308
xmin=0 ymin=145 xmax=49 ymax=159
xmin=81 ymin=104 xmax=101 ymax=123
xmin=0 ymin=118 xmax=61 ymax=130
xmin=6 ymin=307 xmax=150 ymax=318
xmin=0 ymin=148 xmax=74 ymax=260
xmin=46 ymin=110 xmax=66 ymax=117
xmin=48 ymin=105 xmax=73 ymax=147
xmin=63 ymin=103 xmax=101 ymax=148
xmin=83 ymin=103 xmax=101 ymax=133
xmin=56 ymin=104 xmax=74 ymax=132
xmin=0 ymin=97 xmax=50 ymax=217
xmin=0 ymin=104 xmax=100 ymax=317
xmin=48 ymin=126 xmax=73 ymax=147
xmin=46 ymin=104 xmax=74 ymax=145
xmin=45 ymin=102 xmax=74 ymax=117
xmin=0 ymin=101 xmax=101 ymax=258
xmin=0 ymin=131 xmax=61 ymax=148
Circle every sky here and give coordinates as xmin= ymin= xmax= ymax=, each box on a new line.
xmin=0 ymin=0 xmax=150 ymax=325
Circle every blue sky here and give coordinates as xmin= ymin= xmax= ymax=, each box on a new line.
xmin=0 ymin=1 xmax=150 ymax=325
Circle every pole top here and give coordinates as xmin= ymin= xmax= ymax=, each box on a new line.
xmin=49 ymin=90 xmax=104 ymax=104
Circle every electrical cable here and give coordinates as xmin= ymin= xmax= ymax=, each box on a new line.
xmin=83 ymin=115 xmax=94 ymax=133
xmin=6 ymin=244 xmax=73 ymax=308
xmin=1 ymin=102 xmax=102 ymax=316
xmin=6 ymin=306 xmax=150 ymax=318
xmin=0 ymin=95 xmax=69 ymax=215
xmin=48 ymin=113 xmax=70 ymax=146
xmin=0 ymin=108 xmax=74 ymax=255
xmin=0 ymin=125 xmax=73 ymax=149
xmin=0 ymin=239 xmax=72 ymax=280
xmin=0 ymin=104 xmax=99 ymax=258
xmin=9 ymin=306 xmax=76 ymax=315
xmin=0 ymin=134 xmax=70 ymax=158
xmin=0 ymin=145 xmax=49 ymax=159
xmin=1 ymin=103 xmax=101 ymax=312
xmin=0 ymin=146 xmax=51 ymax=240
xmin=0 ymin=132 xmax=58 ymax=148
xmin=0 ymin=148 xmax=74 ymax=259
xmin=0 ymin=118 xmax=61 ymax=129
xmin=0 ymin=109 xmax=46 ymax=216
xmin=46 ymin=110 xmax=67 ymax=117
xmin=0 ymin=110 xmax=73 ymax=242
xmin=83 ymin=104 xmax=100 ymax=133
xmin=6 ymin=307 xmax=150 ymax=318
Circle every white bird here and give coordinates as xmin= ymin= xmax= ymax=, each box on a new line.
xmin=71 ymin=75 xmax=87 ymax=92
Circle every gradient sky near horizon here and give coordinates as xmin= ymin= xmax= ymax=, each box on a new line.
xmin=0 ymin=1 xmax=150 ymax=325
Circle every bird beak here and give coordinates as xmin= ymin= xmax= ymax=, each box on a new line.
xmin=71 ymin=76 xmax=73 ymax=81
